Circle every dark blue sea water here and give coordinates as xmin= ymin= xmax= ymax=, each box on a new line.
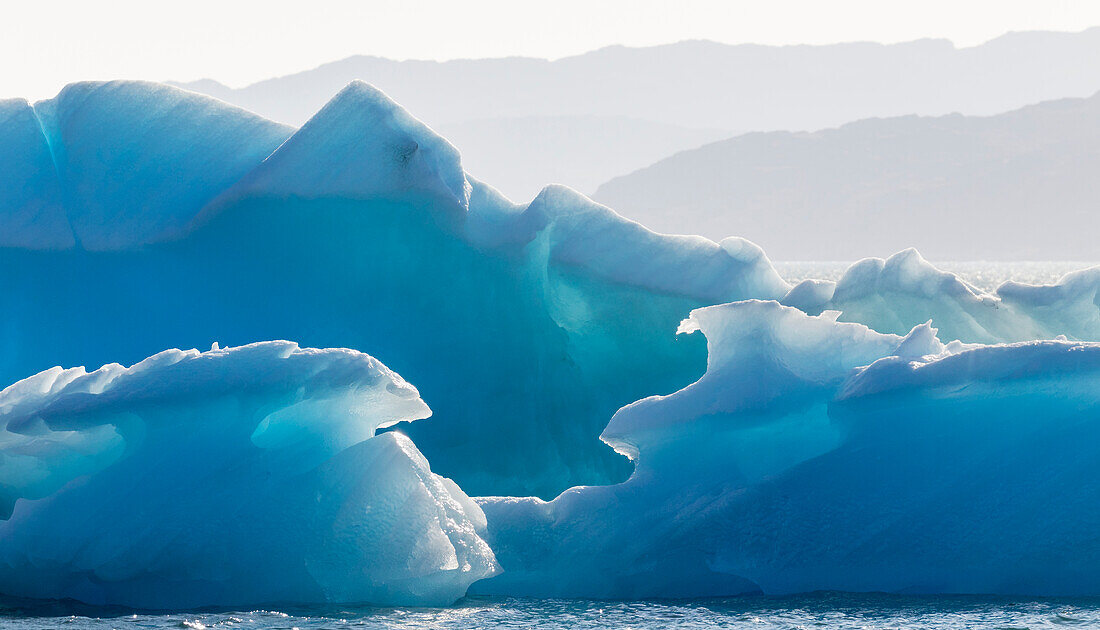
xmin=4 ymin=593 xmax=1100 ymax=629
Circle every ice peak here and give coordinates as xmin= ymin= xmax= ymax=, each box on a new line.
xmin=892 ymin=320 xmax=944 ymax=359
xmin=326 ymin=79 xmax=404 ymax=111
xmin=834 ymin=247 xmax=984 ymax=303
xmin=231 ymin=81 xmax=471 ymax=210
xmin=530 ymin=183 xmax=594 ymax=207
xmin=520 ymin=184 xmax=613 ymax=227
xmin=719 ymin=236 xmax=768 ymax=263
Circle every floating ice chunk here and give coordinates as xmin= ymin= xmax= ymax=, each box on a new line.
xmin=478 ymin=301 xmax=1100 ymax=598
xmin=824 ymin=248 xmax=1015 ymax=343
xmin=997 ymin=265 xmax=1100 ymax=341
xmin=799 ymin=248 xmax=1098 ymax=343
xmin=0 ymin=342 xmax=497 ymax=608
xmin=477 ymin=301 xmax=932 ymax=598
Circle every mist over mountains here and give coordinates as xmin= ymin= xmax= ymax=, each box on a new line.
xmin=176 ymin=29 xmax=1100 ymax=130
xmin=434 ymin=116 xmax=724 ymax=202
xmin=594 ymin=91 xmax=1100 ymax=260
xmin=173 ymin=29 xmax=1100 ymax=259
xmin=174 ymin=30 xmax=1100 ymax=196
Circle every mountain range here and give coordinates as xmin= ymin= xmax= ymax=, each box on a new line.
xmin=173 ymin=29 xmax=1100 ymax=204
xmin=594 ymin=90 xmax=1100 ymax=260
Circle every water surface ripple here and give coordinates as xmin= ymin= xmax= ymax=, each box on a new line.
xmin=5 ymin=593 xmax=1100 ymax=629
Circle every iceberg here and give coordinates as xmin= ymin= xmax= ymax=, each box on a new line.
xmin=477 ymin=301 xmax=1100 ymax=597
xmin=0 ymin=80 xmax=788 ymax=498
xmin=0 ymin=341 xmax=497 ymax=608
xmin=782 ymin=248 xmax=1100 ymax=343
xmin=5 ymin=78 xmax=1100 ymax=604
xmin=997 ymin=265 xmax=1100 ymax=342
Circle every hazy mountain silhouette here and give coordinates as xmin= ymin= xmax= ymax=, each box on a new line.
xmin=436 ymin=116 xmax=726 ymax=200
xmin=173 ymin=29 xmax=1100 ymax=202
xmin=594 ymin=91 xmax=1100 ymax=261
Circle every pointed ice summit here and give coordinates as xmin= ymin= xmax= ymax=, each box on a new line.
xmin=223 ymin=80 xmax=471 ymax=209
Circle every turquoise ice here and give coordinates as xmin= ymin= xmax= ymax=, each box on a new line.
xmin=0 ymin=342 xmax=497 ymax=608
xmin=3 ymin=79 xmax=1100 ymax=607
xmin=478 ymin=301 xmax=1100 ymax=597
xmin=0 ymin=81 xmax=787 ymax=498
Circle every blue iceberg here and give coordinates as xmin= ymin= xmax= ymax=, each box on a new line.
xmin=3 ymin=78 xmax=1100 ymax=607
xmin=783 ymin=248 xmax=1100 ymax=343
xmin=477 ymin=301 xmax=1100 ymax=597
xmin=0 ymin=80 xmax=787 ymax=498
xmin=0 ymin=341 xmax=497 ymax=608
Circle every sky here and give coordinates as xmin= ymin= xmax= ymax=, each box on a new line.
xmin=4 ymin=0 xmax=1100 ymax=99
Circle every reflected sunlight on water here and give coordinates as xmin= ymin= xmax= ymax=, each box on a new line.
xmin=5 ymin=593 xmax=1100 ymax=629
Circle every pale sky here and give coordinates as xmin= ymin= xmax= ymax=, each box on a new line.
xmin=5 ymin=0 xmax=1100 ymax=99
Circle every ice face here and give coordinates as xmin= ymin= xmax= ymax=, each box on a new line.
xmin=21 ymin=81 xmax=293 ymax=250
xmin=0 ymin=80 xmax=788 ymax=498
xmin=997 ymin=265 xmax=1100 ymax=341
xmin=477 ymin=301 xmax=1100 ymax=598
xmin=0 ymin=99 xmax=71 ymax=249
xmin=0 ymin=341 xmax=498 ymax=608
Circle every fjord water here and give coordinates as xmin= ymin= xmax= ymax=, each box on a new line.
xmin=6 ymin=593 xmax=1100 ymax=629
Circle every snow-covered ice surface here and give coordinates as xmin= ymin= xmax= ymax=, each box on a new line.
xmin=0 ymin=342 xmax=497 ymax=608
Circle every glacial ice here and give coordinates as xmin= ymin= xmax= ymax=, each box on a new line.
xmin=477 ymin=300 xmax=1100 ymax=597
xmin=19 ymin=81 xmax=293 ymax=250
xmin=997 ymin=265 xmax=1100 ymax=341
xmin=0 ymin=99 xmax=71 ymax=249
xmin=0 ymin=80 xmax=788 ymax=498
xmin=0 ymin=341 xmax=498 ymax=608
xmin=783 ymin=248 xmax=1100 ymax=343
xmin=3 ymin=78 xmax=1100 ymax=604
xmin=217 ymin=80 xmax=471 ymax=208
